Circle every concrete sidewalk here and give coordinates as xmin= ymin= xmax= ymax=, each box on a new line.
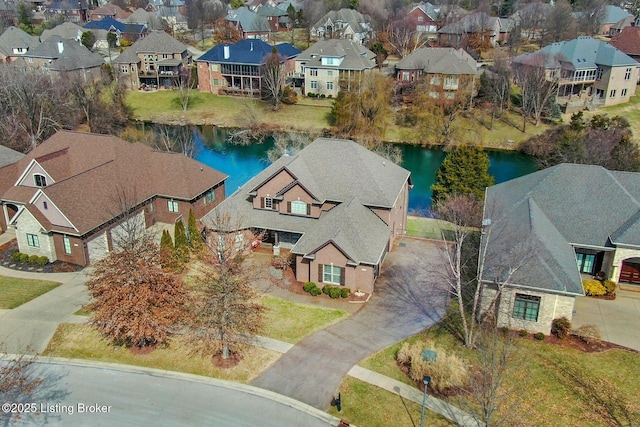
xmin=572 ymin=289 xmax=640 ymax=351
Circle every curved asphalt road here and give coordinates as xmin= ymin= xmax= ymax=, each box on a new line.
xmin=2 ymin=359 xmax=340 ymax=427
xmin=251 ymin=238 xmax=449 ymax=410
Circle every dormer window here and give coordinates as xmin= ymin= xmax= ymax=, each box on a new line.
xmin=264 ymin=197 xmax=273 ymax=209
xmin=34 ymin=174 xmax=47 ymax=187
xmin=290 ymin=200 xmax=308 ymax=215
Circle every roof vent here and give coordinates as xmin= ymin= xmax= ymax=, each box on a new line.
xmin=57 ymin=40 xmax=64 ymax=54
xmin=224 ymin=45 xmax=230 ymax=59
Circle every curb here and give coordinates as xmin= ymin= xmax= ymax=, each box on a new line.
xmin=0 ymin=355 xmax=344 ymax=426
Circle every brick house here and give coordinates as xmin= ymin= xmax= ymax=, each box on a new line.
xmin=196 ymin=38 xmax=299 ymax=96
xmin=0 ymin=131 xmax=227 ymax=266
xmin=201 ymin=138 xmax=411 ymax=294
xmin=479 ymin=164 xmax=640 ymax=334
xmin=407 ymin=2 xmax=439 ymax=33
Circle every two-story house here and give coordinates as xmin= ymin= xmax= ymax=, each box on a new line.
xmin=201 ymin=138 xmax=411 ymax=294
xmin=407 ymin=2 xmax=439 ymax=34
xmin=512 ymin=36 xmax=639 ymax=111
xmin=294 ymin=39 xmax=376 ymax=97
xmin=395 ymin=47 xmax=478 ymax=102
xmin=113 ymin=30 xmax=191 ymax=90
xmin=311 ymin=8 xmax=373 ymax=46
xmin=44 ymin=0 xmax=88 ymax=24
xmin=0 ymin=26 xmax=40 ymax=63
xmin=197 ymin=38 xmax=300 ymax=96
xmin=225 ymin=7 xmax=272 ymax=41
xmin=0 ymin=131 xmax=227 ymax=266
xmin=438 ymin=11 xmax=502 ymax=49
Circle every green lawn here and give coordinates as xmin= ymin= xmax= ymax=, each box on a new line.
xmin=262 ymin=295 xmax=349 ymax=343
xmin=358 ymin=325 xmax=640 ymax=426
xmin=406 ymin=216 xmax=455 ymax=240
xmin=43 ymin=323 xmax=280 ymax=384
xmin=579 ymin=91 xmax=640 ymax=138
xmin=0 ymin=276 xmax=61 ymax=309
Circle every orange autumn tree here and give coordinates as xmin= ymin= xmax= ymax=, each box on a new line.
xmin=87 ymin=241 xmax=186 ymax=348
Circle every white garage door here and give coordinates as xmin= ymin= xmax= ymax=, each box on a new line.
xmin=87 ymin=232 xmax=109 ymax=264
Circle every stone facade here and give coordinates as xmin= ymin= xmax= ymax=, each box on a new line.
xmin=15 ymin=209 xmax=57 ymax=262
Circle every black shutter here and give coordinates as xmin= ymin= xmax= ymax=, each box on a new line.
xmin=287 ymin=201 xmax=291 ymax=213
xmin=340 ymin=267 xmax=345 ymax=286
xmin=318 ymin=264 xmax=323 ymax=283
xmin=261 ymin=197 xmax=264 ymax=208
xmin=306 ymin=204 xmax=311 ymax=216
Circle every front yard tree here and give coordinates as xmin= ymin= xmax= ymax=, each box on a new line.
xmin=87 ymin=241 xmax=186 ymax=348
xmin=0 ymin=350 xmax=42 ymax=425
xmin=188 ymin=211 xmax=265 ymax=361
xmin=261 ymin=47 xmax=286 ymax=110
xmin=431 ymin=145 xmax=494 ymax=205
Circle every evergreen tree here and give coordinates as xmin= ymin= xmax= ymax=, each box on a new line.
xmin=174 ymin=220 xmax=189 ymax=263
xmin=17 ymin=1 xmax=33 ymax=33
xmin=80 ymin=31 xmax=96 ymax=50
xmin=187 ymin=209 xmax=203 ymax=252
xmin=431 ymin=145 xmax=494 ymax=204
xmin=160 ymin=229 xmax=174 ymax=250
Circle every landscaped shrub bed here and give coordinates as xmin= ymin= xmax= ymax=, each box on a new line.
xmin=12 ymin=251 xmax=49 ymax=266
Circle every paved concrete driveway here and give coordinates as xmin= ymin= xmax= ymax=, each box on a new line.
xmin=251 ymin=238 xmax=448 ymax=410
xmin=572 ymin=289 xmax=640 ymax=351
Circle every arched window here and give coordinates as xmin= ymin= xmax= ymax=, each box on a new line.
xmin=290 ymin=200 xmax=307 ymax=215
xmin=34 ymin=174 xmax=47 ymax=187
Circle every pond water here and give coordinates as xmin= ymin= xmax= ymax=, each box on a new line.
xmin=193 ymin=126 xmax=538 ymax=213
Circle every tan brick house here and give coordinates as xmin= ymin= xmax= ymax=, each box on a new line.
xmin=0 ymin=131 xmax=227 ymax=266
xmin=202 ymin=138 xmax=411 ymax=294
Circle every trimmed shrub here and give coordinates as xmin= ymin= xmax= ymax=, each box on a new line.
xmin=397 ymin=341 xmax=468 ymax=394
xmin=307 ymin=92 xmax=316 ymax=98
xmin=309 ymin=286 xmax=322 ymax=296
xmin=602 ymin=279 xmax=617 ymax=296
xmin=582 ymin=279 xmax=606 ymax=296
xmin=340 ymin=287 xmax=350 ymax=298
xmin=575 ymin=324 xmax=601 ymax=344
xmin=12 ymin=251 xmax=22 ymax=262
xmin=19 ymin=253 xmax=29 ymax=263
xmin=37 ymin=256 xmax=49 ymax=266
xmin=328 ymin=287 xmax=341 ymax=299
xmin=28 ymin=254 xmax=39 ymax=264
xmin=303 ymin=282 xmax=316 ymax=292
xmin=551 ymin=317 xmax=571 ymax=339
xmin=533 ymin=332 xmax=545 ymax=340
xmin=322 ymin=284 xmax=333 ymax=295
xmin=518 ymin=329 xmax=528 ymax=337
xmin=500 ymin=326 xmax=509 ymax=336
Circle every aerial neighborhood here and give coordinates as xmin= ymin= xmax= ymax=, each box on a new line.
xmin=1 ymin=0 xmax=640 ymax=426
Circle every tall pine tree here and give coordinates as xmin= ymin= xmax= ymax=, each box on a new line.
xmin=431 ymin=145 xmax=494 ymax=204
xmin=187 ymin=209 xmax=203 ymax=253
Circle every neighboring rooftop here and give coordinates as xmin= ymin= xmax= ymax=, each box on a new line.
xmin=396 ymin=47 xmax=478 ymax=75
xmin=197 ymin=39 xmax=300 ymax=64
xmin=296 ymin=39 xmax=376 ymax=70
xmin=0 ymin=26 xmax=40 ymax=58
xmin=0 ymin=145 xmax=24 ymax=168
xmin=113 ymin=30 xmax=189 ymax=64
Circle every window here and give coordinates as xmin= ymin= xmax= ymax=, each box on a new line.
xmin=27 ymin=233 xmax=39 ymax=247
xmin=43 ymin=201 xmax=48 ymax=210
xmin=610 ymin=89 xmax=617 ymax=98
xmin=576 ymin=252 xmax=596 ymax=274
xmin=402 ymin=71 xmax=409 ymax=81
xmin=213 ymin=78 xmax=219 ymax=86
xmin=290 ymin=200 xmax=307 ymax=215
xmin=120 ymin=65 xmax=128 ymax=73
xmin=310 ymin=81 xmax=317 ymax=89
xmin=34 ymin=174 xmax=47 ymax=187
xmin=327 ymin=70 xmax=333 ymax=77
xmin=63 ymin=236 xmax=71 ymax=254
xmin=326 ymin=81 xmax=334 ymax=91
xmin=418 ymin=16 xmax=424 ymax=22
xmin=323 ymin=264 xmax=343 ymax=285
xmin=430 ymin=76 xmax=442 ymax=85
xmin=622 ymin=88 xmax=628 ymax=97
xmin=205 ymin=190 xmax=216 ymax=204
xmin=513 ymin=294 xmax=540 ymax=322
xmin=264 ymin=197 xmax=273 ymax=209
xmin=212 ymin=64 xmax=219 ymax=71
xmin=596 ymin=68 xmax=603 ymax=80
xmin=168 ymin=200 xmax=179 ymax=212
xmin=443 ymin=75 xmax=458 ymax=90
xmin=625 ymin=67 xmax=632 ymax=80
xmin=310 ymin=69 xmax=318 ymax=76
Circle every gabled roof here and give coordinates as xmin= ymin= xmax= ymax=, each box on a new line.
xmin=610 ymin=26 xmax=640 ymax=57
xmin=197 ymin=39 xmax=299 ymax=64
xmin=127 ymin=8 xmax=154 ymax=24
xmin=256 ymin=4 xmax=286 ymax=17
xmin=296 ymin=39 xmax=376 ymax=71
xmin=438 ymin=11 xmax=499 ymax=35
xmin=396 ymin=47 xmax=477 ymax=75
xmin=22 ymin=36 xmax=105 ymax=71
xmin=113 ymin=30 xmax=189 ymax=64
xmin=201 ymin=138 xmax=409 ymax=265
xmin=84 ymin=16 xmax=125 ymax=31
xmin=89 ymin=4 xmax=131 ymax=20
xmin=226 ymin=6 xmax=271 ymax=33
xmin=312 ymin=8 xmax=371 ymax=34
xmin=41 ymin=21 xmax=85 ymax=41
xmin=410 ymin=2 xmax=439 ymax=20
xmin=602 ymin=5 xmax=633 ymax=25
xmin=513 ymin=36 xmax=637 ymax=70
xmin=0 ymin=26 xmax=40 ymax=58
xmin=0 ymin=131 xmax=227 ymax=236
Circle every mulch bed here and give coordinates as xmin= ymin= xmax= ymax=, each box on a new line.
xmin=519 ymin=331 xmax=638 ymax=353
xmin=211 ymin=351 xmax=243 ymax=368
xmin=269 ymin=265 xmax=370 ymax=303
xmin=129 ymin=344 xmax=157 ymax=355
xmin=0 ymin=239 xmax=83 ymax=273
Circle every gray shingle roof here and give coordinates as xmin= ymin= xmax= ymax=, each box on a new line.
xmin=0 ymin=145 xmax=24 ymax=168
xmin=23 ymin=36 xmax=105 ymax=71
xmin=296 ymin=39 xmax=376 ymax=71
xmin=202 ymin=138 xmax=410 ymax=265
xmin=482 ymin=163 xmax=640 ymax=294
xmin=113 ymin=30 xmax=189 ymax=64
xmin=438 ymin=12 xmax=499 ymax=35
xmin=312 ymin=8 xmax=371 ymax=34
xmin=40 ymin=22 xmax=84 ymax=41
xmin=396 ymin=47 xmax=477 ymax=75
xmin=226 ymin=7 xmax=271 ymax=33
xmin=0 ymin=26 xmax=40 ymax=58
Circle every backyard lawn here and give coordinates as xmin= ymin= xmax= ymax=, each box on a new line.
xmin=406 ymin=216 xmax=456 ymax=240
xmin=0 ymin=276 xmax=61 ymax=309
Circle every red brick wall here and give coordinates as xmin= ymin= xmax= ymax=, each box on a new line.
xmin=197 ymin=62 xmax=224 ymax=94
xmin=52 ymin=233 xmax=87 ymax=266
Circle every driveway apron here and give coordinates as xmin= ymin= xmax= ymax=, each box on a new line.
xmin=251 ymin=238 xmax=448 ymax=410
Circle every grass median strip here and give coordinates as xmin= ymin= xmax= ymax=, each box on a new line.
xmin=0 ymin=276 xmax=61 ymax=309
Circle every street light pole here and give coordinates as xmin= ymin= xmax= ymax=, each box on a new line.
xmin=420 ymin=375 xmax=431 ymax=427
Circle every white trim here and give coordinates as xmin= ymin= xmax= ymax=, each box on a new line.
xmin=30 ymin=190 xmax=79 ymax=232
xmin=14 ymin=159 xmax=55 ymax=188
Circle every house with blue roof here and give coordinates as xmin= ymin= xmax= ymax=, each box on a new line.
xmin=196 ymin=39 xmax=300 ymax=96
xmin=83 ymin=17 xmax=147 ymax=44
xmin=512 ymin=36 xmax=639 ymax=111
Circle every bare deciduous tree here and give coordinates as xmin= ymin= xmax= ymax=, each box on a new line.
xmin=188 ymin=210 xmax=266 ymax=360
xmin=155 ymin=124 xmax=198 ymax=158
xmin=514 ymin=53 xmax=559 ymax=130
xmin=105 ymin=185 xmax=152 ymax=253
xmin=541 ymin=0 xmax=577 ymax=46
xmin=0 ymin=351 xmax=42 ymax=425
xmin=480 ymin=53 xmax=511 ymax=130
xmin=267 ymin=131 xmax=316 ymax=162
xmin=261 ymin=47 xmax=287 ymax=110
xmin=387 ymin=16 xmax=429 ymax=58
